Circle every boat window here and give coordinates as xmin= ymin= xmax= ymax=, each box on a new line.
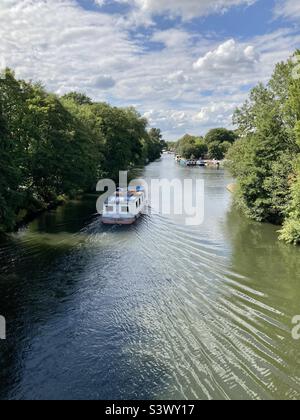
xmin=136 ymin=201 xmax=138 ymax=208
xmin=121 ymin=207 xmax=129 ymax=213
xmin=106 ymin=206 xmax=114 ymax=212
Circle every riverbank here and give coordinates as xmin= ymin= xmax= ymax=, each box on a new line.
xmin=13 ymin=195 xmax=69 ymax=233
xmin=226 ymin=53 xmax=300 ymax=245
xmin=0 ymin=70 xmax=165 ymax=235
xmin=1 ymin=156 xmax=300 ymax=400
xmin=2 ymin=160 xmax=159 ymax=236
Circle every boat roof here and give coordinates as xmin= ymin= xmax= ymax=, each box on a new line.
xmin=106 ymin=188 xmax=145 ymax=204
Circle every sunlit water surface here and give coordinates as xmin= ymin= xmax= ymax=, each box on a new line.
xmin=0 ymin=155 xmax=300 ymax=400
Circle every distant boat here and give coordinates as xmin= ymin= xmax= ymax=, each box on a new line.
xmin=175 ymin=154 xmax=182 ymax=163
xmin=102 ymin=186 xmax=146 ymax=225
xmin=197 ymin=160 xmax=206 ymax=167
xmin=186 ymin=160 xmax=197 ymax=167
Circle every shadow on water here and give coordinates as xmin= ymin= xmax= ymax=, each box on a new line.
xmin=0 ymin=200 xmax=173 ymax=400
xmin=1 ymin=157 xmax=300 ymax=400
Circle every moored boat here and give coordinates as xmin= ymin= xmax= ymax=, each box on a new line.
xmin=186 ymin=160 xmax=197 ymax=167
xmin=197 ymin=160 xmax=206 ymax=167
xmin=175 ymin=154 xmax=182 ymax=163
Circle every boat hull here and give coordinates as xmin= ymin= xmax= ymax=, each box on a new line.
xmin=102 ymin=217 xmax=136 ymax=225
xmin=102 ymin=213 xmax=142 ymax=225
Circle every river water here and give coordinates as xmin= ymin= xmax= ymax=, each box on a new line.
xmin=0 ymin=155 xmax=300 ymax=400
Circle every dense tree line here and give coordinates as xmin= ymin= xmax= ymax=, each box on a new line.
xmin=175 ymin=134 xmax=207 ymax=159
xmin=174 ymin=128 xmax=237 ymax=160
xmin=227 ymin=51 xmax=300 ymax=245
xmin=0 ymin=70 xmax=165 ymax=233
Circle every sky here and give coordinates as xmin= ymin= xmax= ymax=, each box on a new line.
xmin=0 ymin=0 xmax=300 ymax=139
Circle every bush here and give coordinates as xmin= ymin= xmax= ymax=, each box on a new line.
xmin=176 ymin=135 xmax=207 ymax=159
xmin=205 ymin=128 xmax=237 ymax=145
xmin=279 ymin=219 xmax=300 ymax=245
xmin=227 ymin=53 xmax=300 ymax=239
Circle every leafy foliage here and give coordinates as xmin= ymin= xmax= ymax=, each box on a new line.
xmin=144 ymin=128 xmax=167 ymax=162
xmin=228 ymin=51 xmax=300 ymax=244
xmin=0 ymin=70 xmax=164 ymax=232
xmin=176 ymin=134 xmax=208 ymax=159
xmin=205 ymin=128 xmax=238 ymax=160
xmin=205 ymin=128 xmax=238 ymax=145
xmin=175 ymin=129 xmax=237 ymax=160
xmin=61 ymin=92 xmax=93 ymax=105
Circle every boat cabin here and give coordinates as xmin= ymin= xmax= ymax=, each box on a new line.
xmin=102 ymin=186 xmax=146 ymax=225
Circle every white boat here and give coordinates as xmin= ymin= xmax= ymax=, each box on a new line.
xmin=175 ymin=155 xmax=182 ymax=163
xmin=186 ymin=160 xmax=197 ymax=167
xmin=102 ymin=186 xmax=146 ymax=225
xmin=197 ymin=160 xmax=206 ymax=167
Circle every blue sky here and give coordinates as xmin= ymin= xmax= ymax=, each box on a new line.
xmin=1 ymin=0 xmax=300 ymax=139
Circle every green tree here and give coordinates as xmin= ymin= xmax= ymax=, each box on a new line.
xmin=144 ymin=128 xmax=166 ymax=162
xmin=194 ymin=138 xmax=208 ymax=158
xmin=0 ymin=70 xmax=29 ymax=231
xmin=28 ymin=91 xmax=97 ymax=201
xmin=0 ymin=70 xmax=163 ymax=233
xmin=91 ymin=104 xmax=145 ymax=179
xmin=61 ymin=92 xmax=92 ymax=105
xmin=208 ymin=141 xmax=230 ymax=160
xmin=279 ymin=75 xmax=300 ymax=244
xmin=176 ymin=134 xmax=207 ymax=159
xmin=205 ymin=128 xmax=237 ymax=145
xmin=0 ymin=89 xmax=20 ymax=231
xmin=228 ymin=51 xmax=300 ymax=238
xmin=61 ymin=95 xmax=106 ymax=180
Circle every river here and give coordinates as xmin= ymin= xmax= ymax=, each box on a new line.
xmin=0 ymin=155 xmax=300 ymax=400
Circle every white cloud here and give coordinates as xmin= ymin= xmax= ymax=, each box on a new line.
xmin=194 ymin=102 xmax=238 ymax=125
xmin=165 ymin=71 xmax=190 ymax=84
xmin=193 ymin=39 xmax=259 ymax=74
xmin=0 ymin=0 xmax=18 ymax=9
xmin=0 ymin=0 xmax=299 ymax=139
xmin=104 ymin=0 xmax=257 ymax=21
xmin=274 ymin=0 xmax=300 ymax=20
xmin=144 ymin=109 xmax=189 ymax=128
xmin=143 ymin=101 xmax=238 ymax=139
xmin=0 ymin=0 xmax=138 ymax=95
xmin=151 ymin=29 xmax=191 ymax=49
